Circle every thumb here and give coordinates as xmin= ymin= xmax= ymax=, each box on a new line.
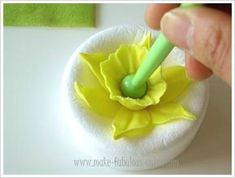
xmin=160 ymin=7 xmax=231 ymax=85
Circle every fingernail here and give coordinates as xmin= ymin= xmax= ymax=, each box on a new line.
xmin=161 ymin=10 xmax=193 ymax=50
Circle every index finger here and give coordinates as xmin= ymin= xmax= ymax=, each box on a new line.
xmin=145 ymin=4 xmax=178 ymax=30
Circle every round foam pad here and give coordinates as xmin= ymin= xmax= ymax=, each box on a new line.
xmin=61 ymin=25 xmax=209 ymax=170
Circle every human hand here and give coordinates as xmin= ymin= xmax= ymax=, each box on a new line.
xmin=145 ymin=4 xmax=231 ymax=86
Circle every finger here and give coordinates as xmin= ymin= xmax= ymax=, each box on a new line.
xmin=160 ymin=6 xmax=231 ymax=85
xmin=185 ymin=53 xmax=212 ymax=81
xmin=145 ymin=4 xmax=178 ymax=30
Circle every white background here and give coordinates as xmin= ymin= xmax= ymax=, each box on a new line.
xmin=3 ymin=4 xmax=231 ymax=174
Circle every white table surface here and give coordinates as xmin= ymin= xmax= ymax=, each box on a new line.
xmin=3 ymin=4 xmax=231 ymax=175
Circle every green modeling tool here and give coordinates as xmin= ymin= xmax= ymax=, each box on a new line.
xmin=121 ymin=3 xmax=201 ymax=98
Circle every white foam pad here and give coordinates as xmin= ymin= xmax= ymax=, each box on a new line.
xmin=61 ymin=25 xmax=209 ymax=170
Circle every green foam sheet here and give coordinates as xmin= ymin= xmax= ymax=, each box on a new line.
xmin=4 ymin=4 xmax=96 ymax=27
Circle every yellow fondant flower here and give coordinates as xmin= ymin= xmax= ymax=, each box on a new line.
xmin=74 ymin=33 xmax=196 ymax=140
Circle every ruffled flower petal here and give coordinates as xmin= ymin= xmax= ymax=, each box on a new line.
xmin=100 ymin=45 xmax=167 ymax=110
xmin=160 ymin=66 xmax=192 ymax=103
xmin=79 ymin=53 xmax=108 ymax=88
xmin=148 ymin=66 xmax=164 ymax=85
xmin=112 ymin=107 xmax=151 ymax=140
xmin=138 ymin=32 xmax=152 ymax=49
xmin=148 ymin=102 xmax=196 ymax=124
xmin=74 ymin=82 xmax=120 ymax=117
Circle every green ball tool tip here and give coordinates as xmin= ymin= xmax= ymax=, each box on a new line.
xmin=121 ymin=3 xmax=201 ymax=98
xmin=121 ymin=74 xmax=148 ymax=99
